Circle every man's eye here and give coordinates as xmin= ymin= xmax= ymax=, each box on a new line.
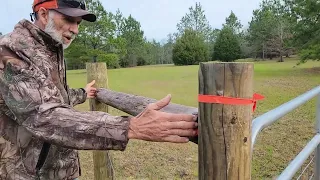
xmin=64 ymin=17 xmax=81 ymax=25
xmin=64 ymin=17 xmax=74 ymax=23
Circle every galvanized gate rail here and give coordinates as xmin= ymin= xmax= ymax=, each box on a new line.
xmin=251 ymin=86 xmax=320 ymax=180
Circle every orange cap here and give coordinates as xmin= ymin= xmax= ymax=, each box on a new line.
xmin=31 ymin=0 xmax=96 ymax=22
xmin=33 ymin=0 xmax=58 ymax=12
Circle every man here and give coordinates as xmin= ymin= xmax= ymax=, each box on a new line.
xmin=0 ymin=0 xmax=198 ymax=179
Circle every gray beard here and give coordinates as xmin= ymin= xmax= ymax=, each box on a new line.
xmin=44 ymin=13 xmax=73 ymax=50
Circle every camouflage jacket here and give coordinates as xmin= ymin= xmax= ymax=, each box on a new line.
xmin=0 ymin=19 xmax=130 ymax=180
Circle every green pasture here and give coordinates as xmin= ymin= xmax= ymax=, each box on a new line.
xmin=67 ymin=57 xmax=320 ymax=179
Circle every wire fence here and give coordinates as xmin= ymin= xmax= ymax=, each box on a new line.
xmin=296 ymin=154 xmax=314 ymax=180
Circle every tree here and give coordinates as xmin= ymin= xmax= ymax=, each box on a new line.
xmin=139 ymin=39 xmax=161 ymax=66
xmin=78 ymin=0 xmax=116 ymax=61
xmin=176 ymin=2 xmax=212 ymax=41
xmin=119 ymin=15 xmax=145 ymax=67
xmin=246 ymin=0 xmax=294 ymax=61
xmin=285 ymin=0 xmax=320 ymax=63
xmin=64 ymin=0 xmax=150 ymax=69
xmin=172 ymin=29 xmax=209 ymax=65
xmin=213 ymin=27 xmax=241 ymax=62
xmin=65 ymin=40 xmax=90 ymax=69
xmin=207 ymin=28 xmax=221 ymax=60
xmin=268 ymin=0 xmax=294 ymax=62
xmin=223 ymin=11 xmax=243 ymax=35
xmin=113 ymin=9 xmax=125 ymax=37
xmin=162 ymin=34 xmax=174 ymax=64
xmin=110 ymin=9 xmax=128 ymax=61
xmin=241 ymin=29 xmax=256 ymax=58
xmin=65 ymin=0 xmax=121 ymax=69
xmin=247 ymin=3 xmax=277 ymax=60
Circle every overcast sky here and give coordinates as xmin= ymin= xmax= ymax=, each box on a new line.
xmin=0 ymin=0 xmax=261 ymax=41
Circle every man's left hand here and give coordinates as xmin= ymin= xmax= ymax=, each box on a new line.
xmin=85 ymin=80 xmax=97 ymax=99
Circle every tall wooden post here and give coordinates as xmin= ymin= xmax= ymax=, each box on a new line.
xmin=198 ymin=62 xmax=253 ymax=180
xmin=86 ymin=62 xmax=114 ymax=180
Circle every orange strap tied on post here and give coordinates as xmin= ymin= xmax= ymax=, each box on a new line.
xmin=198 ymin=93 xmax=264 ymax=112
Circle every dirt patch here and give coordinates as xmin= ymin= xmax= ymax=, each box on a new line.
xmin=302 ymin=67 xmax=320 ymax=75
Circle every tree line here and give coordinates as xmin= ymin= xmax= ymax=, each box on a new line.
xmin=171 ymin=0 xmax=320 ymax=65
xmin=65 ymin=0 xmax=175 ymax=69
xmin=16 ymin=0 xmax=318 ymax=69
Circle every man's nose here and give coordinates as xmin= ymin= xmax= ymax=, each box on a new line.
xmin=70 ymin=23 xmax=79 ymax=35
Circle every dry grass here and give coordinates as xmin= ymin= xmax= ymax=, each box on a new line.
xmin=66 ymin=57 xmax=320 ymax=179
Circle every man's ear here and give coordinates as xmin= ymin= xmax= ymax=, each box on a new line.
xmin=37 ymin=7 xmax=50 ymax=26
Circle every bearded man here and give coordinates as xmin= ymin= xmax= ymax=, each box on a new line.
xmin=0 ymin=0 xmax=198 ymax=179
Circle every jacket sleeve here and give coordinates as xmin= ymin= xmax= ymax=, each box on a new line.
xmin=0 ymin=60 xmax=131 ymax=151
xmin=67 ymin=87 xmax=87 ymax=106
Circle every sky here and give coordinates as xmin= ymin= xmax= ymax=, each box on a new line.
xmin=0 ymin=0 xmax=262 ymax=42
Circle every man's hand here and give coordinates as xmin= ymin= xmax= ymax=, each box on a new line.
xmin=128 ymin=94 xmax=198 ymax=143
xmin=85 ymin=80 xmax=97 ymax=99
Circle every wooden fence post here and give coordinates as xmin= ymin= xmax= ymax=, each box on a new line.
xmin=198 ymin=62 xmax=254 ymax=180
xmin=86 ymin=62 xmax=114 ymax=180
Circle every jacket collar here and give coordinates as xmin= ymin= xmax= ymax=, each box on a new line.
xmin=14 ymin=19 xmax=63 ymax=51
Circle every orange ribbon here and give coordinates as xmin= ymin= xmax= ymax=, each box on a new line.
xmin=198 ymin=93 xmax=264 ymax=112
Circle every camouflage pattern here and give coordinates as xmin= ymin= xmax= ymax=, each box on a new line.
xmin=0 ymin=19 xmax=130 ymax=180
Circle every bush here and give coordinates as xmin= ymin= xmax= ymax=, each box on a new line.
xmin=213 ymin=27 xmax=241 ymax=62
xmin=137 ymin=56 xmax=147 ymax=66
xmin=172 ymin=29 xmax=209 ymax=65
xmin=98 ymin=53 xmax=120 ymax=69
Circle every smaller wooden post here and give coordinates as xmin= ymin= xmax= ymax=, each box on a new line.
xmin=198 ymin=62 xmax=253 ymax=180
xmin=86 ymin=62 xmax=114 ymax=180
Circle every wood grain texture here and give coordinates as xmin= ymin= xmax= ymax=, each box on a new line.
xmin=96 ymin=89 xmax=197 ymax=116
xmin=198 ymin=62 xmax=253 ymax=180
xmin=95 ymin=88 xmax=199 ymax=144
xmin=86 ymin=63 xmax=114 ymax=180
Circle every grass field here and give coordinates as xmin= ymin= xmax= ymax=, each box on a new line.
xmin=67 ymin=57 xmax=320 ymax=179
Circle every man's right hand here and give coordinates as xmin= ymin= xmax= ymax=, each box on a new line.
xmin=128 ymin=94 xmax=198 ymax=143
